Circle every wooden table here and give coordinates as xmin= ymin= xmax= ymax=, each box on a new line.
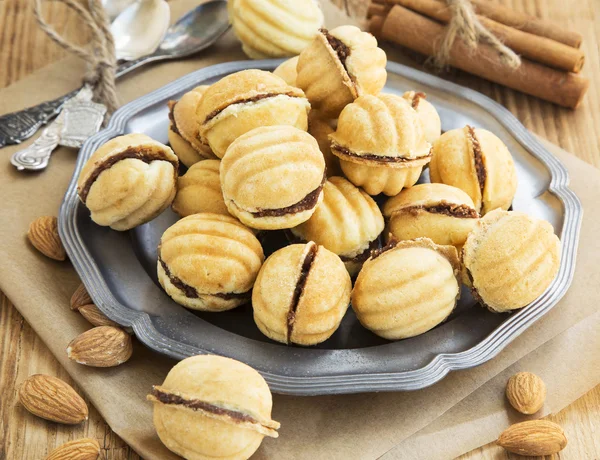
xmin=0 ymin=0 xmax=598 ymax=458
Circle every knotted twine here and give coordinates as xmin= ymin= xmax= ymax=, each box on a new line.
xmin=33 ymin=0 xmax=119 ymax=115
xmin=427 ymin=0 xmax=521 ymax=70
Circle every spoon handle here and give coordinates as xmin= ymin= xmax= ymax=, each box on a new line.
xmin=0 ymin=53 xmax=167 ymax=148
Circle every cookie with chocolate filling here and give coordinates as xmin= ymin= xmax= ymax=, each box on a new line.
xmin=172 ymin=160 xmax=229 ymax=217
xmin=329 ymin=93 xmax=432 ymax=196
xmin=157 ymin=213 xmax=264 ymax=311
xmin=77 ymin=133 xmax=178 ymax=231
xmin=296 ymin=25 xmax=387 ymax=118
xmin=229 ymin=0 xmax=323 ymax=59
xmin=402 ymin=91 xmax=441 ymax=144
xmin=273 ymin=56 xmax=299 ymax=86
xmin=430 ymin=125 xmax=518 ymax=215
xmin=148 ymin=355 xmax=279 ymax=460
xmin=462 ymin=209 xmax=561 ymax=313
xmin=167 ymin=85 xmax=215 ymax=167
xmin=220 ymin=125 xmax=326 ymax=230
xmin=196 ymin=69 xmax=310 ymax=158
xmin=383 ymin=183 xmax=479 ymax=248
xmin=252 ymin=242 xmax=351 ymax=346
xmin=291 ymin=177 xmax=384 ymax=275
xmin=352 ymin=238 xmax=461 ymax=340
xmin=308 ymin=110 xmax=342 ymax=177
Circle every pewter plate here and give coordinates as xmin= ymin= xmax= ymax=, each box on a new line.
xmin=59 ymin=60 xmax=582 ymax=395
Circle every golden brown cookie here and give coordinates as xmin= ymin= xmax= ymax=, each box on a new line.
xmin=220 ymin=125 xmax=326 ymax=230
xmin=252 ymin=241 xmax=351 ymax=346
xmin=296 ymin=26 xmax=387 ymax=118
xmin=291 ymin=176 xmax=384 ymax=275
xmin=402 ymin=91 xmax=441 ymax=144
xmin=196 ymin=69 xmax=310 ymax=158
xmin=329 ymin=93 xmax=431 ymax=196
xmin=429 ymin=125 xmax=518 ymax=215
xmin=229 ymin=0 xmax=323 ymax=58
xmin=462 ymin=209 xmax=561 ymax=313
xmin=352 ymin=238 xmax=461 ymax=340
xmin=383 ymin=183 xmax=479 ymax=248
xmin=167 ymin=86 xmax=215 ymax=167
xmin=172 ymin=159 xmax=229 ymax=217
xmin=77 ymin=133 xmax=178 ymax=231
xmin=148 ymin=355 xmax=279 ymax=460
xmin=273 ymin=56 xmax=299 ymax=86
xmin=157 ymin=213 xmax=264 ymax=311
xmin=307 ymin=110 xmax=341 ymax=177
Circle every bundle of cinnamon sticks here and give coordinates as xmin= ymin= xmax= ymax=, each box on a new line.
xmin=368 ymin=0 xmax=588 ymax=108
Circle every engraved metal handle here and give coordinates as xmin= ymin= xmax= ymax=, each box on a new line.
xmin=10 ymin=115 xmax=63 ymax=170
xmin=0 ymin=53 xmax=166 ymax=148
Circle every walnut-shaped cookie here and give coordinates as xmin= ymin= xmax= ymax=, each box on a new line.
xmin=462 ymin=209 xmax=561 ymax=313
xmin=402 ymin=91 xmax=441 ymax=144
xmin=158 ymin=213 xmax=264 ymax=311
xmin=220 ymin=126 xmax=326 ymax=230
xmin=148 ymin=355 xmax=279 ymax=460
xmin=273 ymin=56 xmax=299 ymax=86
xmin=308 ymin=110 xmax=341 ymax=177
xmin=383 ymin=183 xmax=479 ymax=248
xmin=430 ymin=125 xmax=518 ymax=215
xmin=196 ymin=69 xmax=310 ymax=158
xmin=352 ymin=238 xmax=460 ymax=340
xmin=167 ymin=85 xmax=215 ymax=167
xmin=252 ymin=242 xmax=351 ymax=346
xmin=77 ymin=133 xmax=178 ymax=231
xmin=229 ymin=0 xmax=323 ymax=59
xmin=172 ymin=160 xmax=229 ymax=217
xmin=329 ymin=93 xmax=431 ymax=196
xmin=291 ymin=177 xmax=384 ymax=275
xmin=296 ymin=26 xmax=387 ymax=118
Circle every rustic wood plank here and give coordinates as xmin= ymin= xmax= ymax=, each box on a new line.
xmin=0 ymin=0 xmax=598 ymax=458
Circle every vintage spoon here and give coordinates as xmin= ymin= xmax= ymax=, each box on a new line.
xmin=102 ymin=0 xmax=136 ymax=21
xmin=0 ymin=0 xmax=230 ymax=149
xmin=111 ymin=0 xmax=170 ymax=61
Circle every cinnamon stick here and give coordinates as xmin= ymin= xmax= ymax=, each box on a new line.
xmin=369 ymin=14 xmax=385 ymax=36
xmin=380 ymin=5 xmax=589 ymax=108
xmin=367 ymin=3 xmax=389 ymax=19
xmin=373 ymin=0 xmax=583 ymax=48
xmin=394 ymin=0 xmax=584 ymax=72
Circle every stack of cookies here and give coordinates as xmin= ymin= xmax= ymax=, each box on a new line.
xmin=77 ymin=24 xmax=561 ymax=350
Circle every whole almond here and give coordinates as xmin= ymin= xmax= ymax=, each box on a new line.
xmin=70 ymin=283 xmax=93 ymax=311
xmin=78 ymin=304 xmax=121 ymax=328
xmin=27 ymin=216 xmax=66 ymax=261
xmin=46 ymin=438 xmax=101 ymax=460
xmin=18 ymin=374 xmax=88 ymax=424
xmin=497 ymin=420 xmax=567 ymax=456
xmin=506 ymin=371 xmax=546 ymax=414
xmin=67 ymin=326 xmax=132 ymax=367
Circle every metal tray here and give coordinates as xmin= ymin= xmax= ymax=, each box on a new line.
xmin=59 ymin=60 xmax=582 ymax=395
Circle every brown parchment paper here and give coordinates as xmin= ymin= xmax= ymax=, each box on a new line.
xmin=0 ymin=1 xmax=599 ymax=458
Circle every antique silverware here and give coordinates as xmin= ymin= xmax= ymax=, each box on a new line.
xmin=10 ymin=86 xmax=106 ymax=171
xmin=0 ymin=0 xmax=229 ymax=148
xmin=111 ymin=0 xmax=170 ymax=61
xmin=102 ymin=0 xmax=136 ymax=21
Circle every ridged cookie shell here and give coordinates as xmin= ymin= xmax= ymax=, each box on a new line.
xmin=339 ymin=159 xmax=426 ymax=196
xmin=172 ymin=160 xmax=229 ymax=217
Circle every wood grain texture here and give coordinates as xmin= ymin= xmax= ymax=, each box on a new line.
xmin=0 ymin=0 xmax=598 ymax=458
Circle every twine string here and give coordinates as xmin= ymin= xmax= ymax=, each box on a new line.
xmin=429 ymin=0 xmax=522 ymax=70
xmin=33 ymin=0 xmax=119 ymax=114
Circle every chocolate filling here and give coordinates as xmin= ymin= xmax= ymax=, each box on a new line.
xmin=79 ymin=147 xmax=178 ymax=203
xmin=251 ymin=175 xmax=325 ymax=218
xmin=322 ymin=28 xmax=351 ymax=68
xmin=332 ymin=145 xmax=431 ymax=164
xmin=287 ymin=243 xmax=318 ymax=343
xmin=202 ymin=92 xmax=301 ymax=124
xmin=339 ymin=238 xmax=381 ymax=263
xmin=158 ymin=256 xmax=250 ymax=301
xmin=369 ymin=238 xmax=399 ymax=260
xmin=151 ymin=387 xmax=257 ymax=424
xmin=410 ymin=92 xmax=427 ymax=110
xmin=467 ymin=125 xmax=486 ymax=209
xmin=401 ymin=201 xmax=479 ymax=219
xmin=167 ymin=100 xmax=181 ymax=136
xmin=465 ymin=267 xmax=486 ymax=307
